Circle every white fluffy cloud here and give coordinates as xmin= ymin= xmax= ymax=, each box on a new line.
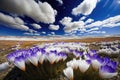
xmin=60 ymin=17 xmax=72 ymax=26
xmin=54 ymin=9 xmax=58 ymax=16
xmin=49 ymin=24 xmax=60 ymax=30
xmin=42 ymin=31 xmax=46 ymax=34
xmin=56 ymin=0 xmax=63 ymax=5
xmin=79 ymin=16 xmax=86 ymax=21
xmin=28 ymin=29 xmax=37 ymax=33
xmin=88 ymin=31 xmax=106 ymax=34
xmin=86 ymin=15 xmax=120 ymax=28
xmin=61 ymin=15 xmax=120 ymax=34
xmin=24 ymin=32 xmax=40 ymax=36
xmin=0 ymin=12 xmax=29 ymax=31
xmin=32 ymin=23 xmax=41 ymax=29
xmin=72 ymin=0 xmax=99 ymax=16
xmin=60 ymin=17 xmax=85 ymax=33
xmin=0 ymin=0 xmax=56 ymax=24
xmin=85 ymin=18 xmax=94 ymax=24
xmin=51 ymin=32 xmax=55 ymax=35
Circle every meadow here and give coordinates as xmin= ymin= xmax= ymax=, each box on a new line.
xmin=0 ymin=36 xmax=120 ymax=80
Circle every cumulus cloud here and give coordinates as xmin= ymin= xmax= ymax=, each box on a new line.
xmin=0 ymin=12 xmax=29 ymax=31
xmin=60 ymin=15 xmax=120 ymax=34
xmin=88 ymin=31 xmax=106 ymax=34
xmin=64 ymin=21 xmax=85 ymax=33
xmin=42 ymin=31 xmax=46 ymax=34
xmin=28 ymin=29 xmax=37 ymax=33
xmin=31 ymin=23 xmax=41 ymax=29
xmin=49 ymin=24 xmax=60 ymax=30
xmin=54 ymin=9 xmax=58 ymax=16
xmin=0 ymin=0 xmax=56 ymax=24
xmin=86 ymin=27 xmax=99 ymax=32
xmin=51 ymin=32 xmax=55 ymax=35
xmin=14 ymin=17 xmax=24 ymax=25
xmin=24 ymin=32 xmax=40 ymax=36
xmin=85 ymin=18 xmax=94 ymax=24
xmin=56 ymin=0 xmax=63 ymax=5
xmin=72 ymin=0 xmax=99 ymax=16
xmin=79 ymin=16 xmax=86 ymax=21
xmin=86 ymin=15 xmax=120 ymax=28
xmin=60 ymin=17 xmax=85 ymax=33
xmin=60 ymin=17 xmax=72 ymax=26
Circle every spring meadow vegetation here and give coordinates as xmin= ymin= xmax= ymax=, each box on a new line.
xmin=0 ymin=38 xmax=120 ymax=80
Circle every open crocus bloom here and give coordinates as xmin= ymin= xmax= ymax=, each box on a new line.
xmin=99 ymin=65 xmax=118 ymax=78
xmin=63 ymin=67 xmax=74 ymax=80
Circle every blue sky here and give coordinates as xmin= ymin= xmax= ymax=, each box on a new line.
xmin=0 ymin=0 xmax=120 ymax=36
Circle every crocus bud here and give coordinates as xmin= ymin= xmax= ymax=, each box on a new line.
xmin=63 ymin=67 xmax=74 ymax=80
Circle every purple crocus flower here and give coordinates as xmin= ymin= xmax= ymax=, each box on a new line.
xmin=99 ymin=65 xmax=118 ymax=78
xmin=117 ymin=45 xmax=120 ymax=49
xmin=107 ymin=61 xmax=118 ymax=70
xmin=7 ymin=53 xmax=15 ymax=63
xmin=14 ymin=56 xmax=26 ymax=71
xmin=28 ymin=51 xmax=39 ymax=67
xmin=73 ymin=50 xmax=83 ymax=58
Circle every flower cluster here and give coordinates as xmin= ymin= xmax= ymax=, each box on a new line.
xmin=7 ymin=46 xmax=67 ymax=71
xmin=6 ymin=42 xmax=118 ymax=80
xmin=64 ymin=54 xmax=118 ymax=80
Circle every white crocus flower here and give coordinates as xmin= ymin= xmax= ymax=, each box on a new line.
xmin=78 ymin=59 xmax=90 ymax=73
xmin=91 ymin=60 xmax=101 ymax=70
xmin=14 ymin=58 xmax=26 ymax=71
xmin=28 ymin=55 xmax=39 ymax=67
xmin=99 ymin=71 xmax=118 ymax=78
xmin=63 ymin=67 xmax=74 ymax=80
xmin=0 ymin=62 xmax=10 ymax=72
xmin=67 ymin=58 xmax=78 ymax=70
xmin=39 ymin=54 xmax=46 ymax=64
xmin=99 ymin=65 xmax=118 ymax=78
xmin=46 ymin=53 xmax=57 ymax=64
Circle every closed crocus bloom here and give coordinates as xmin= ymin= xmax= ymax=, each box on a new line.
xmin=84 ymin=53 xmax=91 ymax=60
xmin=89 ymin=50 xmax=97 ymax=56
xmin=61 ymin=53 xmax=67 ymax=61
xmin=14 ymin=56 xmax=26 ymax=71
xmin=7 ymin=54 xmax=15 ymax=63
xmin=55 ymin=54 xmax=62 ymax=63
xmin=28 ymin=52 xmax=39 ymax=67
xmin=67 ymin=58 xmax=78 ymax=70
xmin=73 ymin=50 xmax=83 ymax=58
xmin=46 ymin=53 xmax=57 ymax=64
xmin=39 ymin=54 xmax=46 ymax=64
xmin=91 ymin=59 xmax=102 ymax=70
xmin=63 ymin=67 xmax=74 ymax=80
xmin=78 ymin=59 xmax=90 ymax=73
xmin=91 ymin=54 xmax=104 ymax=70
xmin=99 ymin=65 xmax=118 ymax=78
